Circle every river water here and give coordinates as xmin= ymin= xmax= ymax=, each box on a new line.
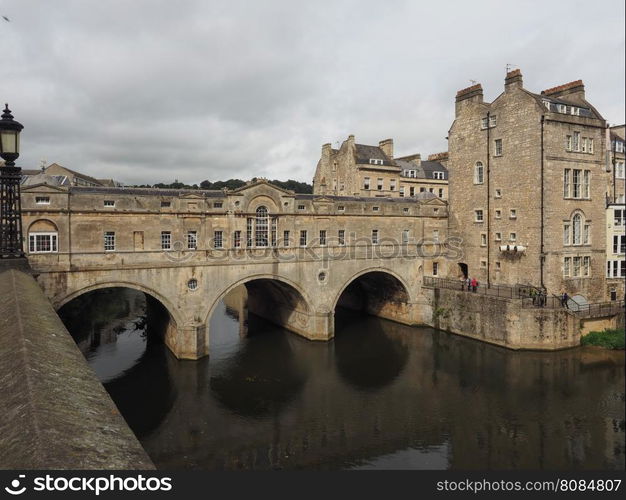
xmin=58 ymin=287 xmax=625 ymax=470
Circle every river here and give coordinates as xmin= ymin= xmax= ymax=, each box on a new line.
xmin=58 ymin=287 xmax=625 ymax=470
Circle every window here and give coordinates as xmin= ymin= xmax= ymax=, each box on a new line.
xmin=495 ymin=232 xmax=502 ymax=241
xmin=489 ymin=115 xmax=497 ymax=128
xmin=563 ymin=223 xmax=570 ymax=246
xmin=420 ymin=187 xmax=426 ymax=193
xmin=581 ymin=137 xmax=587 ymax=153
xmin=573 ymin=131 xmax=580 ymax=152
xmin=403 ymin=207 xmax=409 ymax=214
xmin=270 ymin=217 xmax=277 ymax=247
xmin=495 ymin=189 xmax=502 ymax=198
xmin=299 ymin=230 xmax=307 ymax=246
xmin=337 ymin=205 xmax=345 ymax=211
xmin=214 ymin=231 xmax=223 ymax=248
xmin=399 ymin=186 xmax=405 ymax=197
xmin=298 ymin=204 xmax=305 ymax=210
xmin=494 ymin=139 xmax=503 ymax=156
xmin=432 ymin=262 xmax=439 ymax=276
xmin=402 ymin=229 xmax=410 ymax=244
xmin=509 ymin=232 xmax=517 ymax=242
xmin=433 ymin=229 xmax=439 ymax=242
xmin=29 ymin=232 xmax=57 ymax=253
xmin=480 ymin=233 xmax=487 ymax=246
xmin=160 ymin=201 xmax=171 ymax=208
xmin=438 ymin=188 xmax=444 ymax=198
xmin=616 ymin=161 xmax=625 ymax=179
xmin=495 ymin=209 xmax=502 ymax=219
xmin=332 ymin=179 xmax=337 ymax=190
xmin=509 ymin=209 xmax=517 ymax=219
xmin=558 ymin=104 xmax=567 ymax=113
xmin=616 ymin=141 xmax=624 ymax=153
xmin=340 ymin=182 xmax=345 ymax=191
xmin=187 ymin=231 xmax=197 ymax=250
xmin=390 ymin=179 xmax=396 ymax=191
xmin=588 ymin=138 xmax=594 ymax=153
xmin=614 ymin=235 xmax=626 ymax=254
xmin=104 ymin=200 xmax=115 ymax=207
xmin=614 ymin=209 xmax=624 ymax=226
xmin=214 ymin=202 xmax=223 ymax=208
xmin=338 ymin=229 xmax=345 ymax=246
xmin=582 ymin=170 xmax=590 ymax=198
xmin=104 ymin=231 xmax=115 ymax=251
xmin=255 ymin=206 xmax=269 ymax=247
xmin=474 ymin=162 xmax=484 ymax=184
xmin=433 ymin=172 xmax=445 ymax=180
xmin=371 ymin=229 xmax=379 ymax=245
xmin=377 ymin=178 xmax=383 ymax=190
xmin=405 ymin=170 xmax=417 ymax=178
xmin=161 ymin=231 xmax=171 ymax=250
xmin=481 ymin=117 xmax=488 ymax=129
xmin=495 ymin=261 xmax=501 ymax=270
xmin=363 ymin=177 xmax=371 ymax=190
xmin=563 ymin=169 xmax=571 ymax=197
xmin=607 ymin=260 xmax=626 ymax=278
xmin=410 ymin=187 xmax=415 ymax=197
xmin=35 ymin=196 xmax=50 ymax=205
xmin=583 ymin=256 xmax=590 ymax=276
xmin=573 ymin=256 xmax=581 ymax=277
xmin=480 ymin=260 xmax=487 ymax=269
xmin=583 ymin=224 xmax=590 ymax=245
xmin=372 ymin=206 xmax=379 ymax=212
xmin=572 ymin=214 xmax=582 ymax=245
xmin=566 ymin=135 xmax=572 ymax=151
xmin=475 ymin=210 xmax=484 ymax=222
xmin=564 ymin=257 xmax=571 ymax=277
xmin=369 ymin=158 xmax=383 ymax=165
xmin=319 ymin=230 xmax=327 ymax=246
xmin=572 ymin=169 xmax=580 ymax=198
xmin=233 ymin=230 xmax=242 ymax=248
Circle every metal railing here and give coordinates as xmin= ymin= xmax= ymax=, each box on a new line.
xmin=568 ymin=300 xmax=625 ymax=318
xmin=422 ymin=276 xmax=540 ymax=299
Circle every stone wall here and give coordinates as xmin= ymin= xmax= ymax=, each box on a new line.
xmin=426 ymin=287 xmax=580 ymax=350
xmin=0 ymin=264 xmax=153 ymax=469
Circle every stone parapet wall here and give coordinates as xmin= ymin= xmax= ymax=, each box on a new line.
xmin=0 ymin=266 xmax=153 ymax=469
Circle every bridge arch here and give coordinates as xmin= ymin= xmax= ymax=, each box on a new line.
xmin=332 ymin=267 xmax=417 ymax=328
xmin=332 ymin=267 xmax=414 ymax=312
xmin=56 ymin=281 xmax=184 ymax=329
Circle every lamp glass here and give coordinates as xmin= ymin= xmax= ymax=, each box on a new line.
xmin=1 ymin=130 xmax=18 ymax=154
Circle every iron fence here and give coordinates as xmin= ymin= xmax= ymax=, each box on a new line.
xmin=422 ymin=276 xmax=540 ymax=299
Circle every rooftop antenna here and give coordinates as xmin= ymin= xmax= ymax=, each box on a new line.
xmin=469 ymin=79 xmax=477 ymax=85
xmin=40 ymin=158 xmax=47 ymax=171
xmin=506 ymin=63 xmax=517 ymax=74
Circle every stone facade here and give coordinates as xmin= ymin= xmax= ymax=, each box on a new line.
xmin=20 ymin=180 xmax=448 ymax=359
xmin=447 ymin=70 xmax=613 ymax=303
xmin=312 ymin=135 xmax=448 ymax=199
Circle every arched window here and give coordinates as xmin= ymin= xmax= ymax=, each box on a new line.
xmin=474 ymin=162 xmax=484 ymax=184
xmin=255 ymin=206 xmax=269 ymax=247
xmin=28 ymin=219 xmax=58 ymax=253
xmin=566 ymin=212 xmax=589 ymax=246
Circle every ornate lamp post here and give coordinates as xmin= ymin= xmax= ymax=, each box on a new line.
xmin=0 ymin=104 xmax=25 ymax=258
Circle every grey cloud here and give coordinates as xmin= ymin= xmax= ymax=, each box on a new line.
xmin=2 ymin=0 xmax=624 ymax=185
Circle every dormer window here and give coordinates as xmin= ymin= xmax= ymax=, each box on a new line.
xmin=369 ymin=159 xmax=384 ymax=165
xmin=543 ymin=100 xmax=551 ymax=110
xmin=404 ymin=169 xmax=417 ymax=178
xmin=433 ymin=172 xmax=445 ymax=180
xmin=557 ymin=104 xmax=567 ymax=113
xmin=570 ymin=107 xmax=580 ymax=116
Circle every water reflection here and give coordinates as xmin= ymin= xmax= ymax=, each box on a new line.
xmin=59 ymin=287 xmax=625 ymax=470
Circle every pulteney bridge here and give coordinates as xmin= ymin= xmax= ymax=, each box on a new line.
xmin=21 ymin=180 xmax=449 ymax=359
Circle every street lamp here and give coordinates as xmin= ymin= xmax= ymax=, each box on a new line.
xmin=0 ymin=104 xmax=25 ymax=258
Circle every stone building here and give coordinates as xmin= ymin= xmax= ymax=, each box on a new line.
xmin=21 ymin=162 xmax=121 ymax=188
xmin=312 ymin=135 xmax=448 ymax=199
xmin=606 ymin=126 xmax=625 ymax=299
xmin=447 ymin=69 xmax=613 ymax=303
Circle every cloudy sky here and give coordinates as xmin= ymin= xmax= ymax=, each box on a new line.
xmin=2 ymin=0 xmax=624 ymax=185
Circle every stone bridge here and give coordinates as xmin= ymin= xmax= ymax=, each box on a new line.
xmin=21 ymin=180 xmax=449 ymax=359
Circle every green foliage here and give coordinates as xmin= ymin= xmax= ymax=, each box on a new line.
xmin=134 ymin=178 xmax=313 ymax=193
xmin=433 ymin=307 xmax=450 ymax=321
xmin=581 ymin=329 xmax=625 ymax=350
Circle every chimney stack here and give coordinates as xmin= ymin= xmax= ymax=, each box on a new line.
xmin=504 ymin=69 xmax=523 ymax=93
xmin=379 ymin=138 xmax=394 ymax=159
xmin=541 ymin=80 xmax=585 ymax=101
xmin=455 ymin=83 xmax=483 ymax=117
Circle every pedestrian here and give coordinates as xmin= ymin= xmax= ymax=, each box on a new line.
xmin=466 ymin=277 xmax=471 ymax=291
xmin=561 ymin=291 xmax=569 ymax=308
xmin=471 ymin=278 xmax=478 ymax=292
xmin=538 ymin=290 xmax=545 ymax=307
xmin=530 ymin=288 xmax=537 ymax=306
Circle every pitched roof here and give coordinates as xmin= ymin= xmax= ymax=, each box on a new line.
xmin=354 ymin=144 xmax=396 ymax=166
xmin=69 ymin=186 xmax=226 ymax=197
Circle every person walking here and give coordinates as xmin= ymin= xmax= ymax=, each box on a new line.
xmin=466 ymin=277 xmax=471 ymax=291
xmin=471 ymin=278 xmax=478 ymax=293
xmin=561 ymin=291 xmax=569 ymax=309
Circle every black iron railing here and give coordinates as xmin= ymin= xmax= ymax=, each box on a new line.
xmin=422 ymin=276 xmax=540 ymax=299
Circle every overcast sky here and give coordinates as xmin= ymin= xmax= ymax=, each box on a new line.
xmin=2 ymin=0 xmax=624 ymax=185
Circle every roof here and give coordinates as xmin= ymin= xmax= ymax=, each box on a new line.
xmin=523 ymin=90 xmax=598 ymax=119
xmin=295 ymin=193 xmax=423 ymax=203
xmin=69 ymin=186 xmax=226 ymax=197
xmin=46 ymin=163 xmax=103 ymax=186
xmin=394 ymin=159 xmax=448 ymax=180
xmin=354 ymin=144 xmax=396 ymax=166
